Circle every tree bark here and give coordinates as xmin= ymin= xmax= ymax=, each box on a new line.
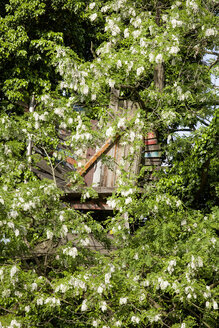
xmin=154 ymin=62 xmax=165 ymax=91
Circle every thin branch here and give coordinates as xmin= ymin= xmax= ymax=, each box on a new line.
xmin=90 ymin=41 xmax=97 ymax=59
xmin=42 ymin=147 xmax=57 ymax=187
xmin=205 ymin=51 xmax=219 ymax=56
xmin=0 ymin=305 xmax=16 ymax=314
xmin=209 ymin=58 xmax=219 ymax=70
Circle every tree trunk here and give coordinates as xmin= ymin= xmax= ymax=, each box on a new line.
xmin=154 ymin=63 xmax=165 ymax=91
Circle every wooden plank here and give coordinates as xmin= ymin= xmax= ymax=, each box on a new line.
xmin=92 ymin=158 xmax=102 ymax=187
xmin=145 ymin=159 xmax=162 ymax=166
xmin=36 ymin=159 xmax=65 ymax=180
xmin=78 ymin=136 xmax=118 ymax=176
xmin=84 ymin=147 xmax=96 ymax=186
xmin=32 ymin=168 xmax=67 ymax=187
xmin=147 ymin=132 xmax=156 ymax=139
xmin=145 ymin=144 xmax=161 ymax=151
xmin=70 ymin=201 xmax=112 ymax=210
xmin=66 ymin=157 xmax=77 ymax=166
xmin=145 ymin=138 xmax=157 ymax=145
xmin=145 ymin=151 xmax=161 ymax=158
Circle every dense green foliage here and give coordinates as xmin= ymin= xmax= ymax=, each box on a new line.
xmin=0 ymin=0 xmax=218 ymax=327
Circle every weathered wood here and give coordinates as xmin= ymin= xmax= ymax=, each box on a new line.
xmin=145 ymin=144 xmax=161 ymax=151
xmin=78 ymin=136 xmax=118 ymax=176
xmin=32 ymin=168 xmax=67 ymax=187
xmin=36 ymin=159 xmax=65 ymax=180
xmin=70 ymin=201 xmax=111 ymax=210
xmin=145 ymin=151 xmax=161 ymax=158
xmin=64 ymin=187 xmax=115 ymax=196
xmin=84 ymin=147 xmax=96 ymax=186
xmin=145 ymin=159 xmax=162 ymax=166
xmin=145 ymin=139 xmax=157 ymax=145
xmin=154 ymin=63 xmax=165 ymax=91
xmin=92 ymin=158 xmax=102 ymax=187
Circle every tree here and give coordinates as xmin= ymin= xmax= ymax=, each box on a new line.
xmin=0 ymin=0 xmax=218 ymax=327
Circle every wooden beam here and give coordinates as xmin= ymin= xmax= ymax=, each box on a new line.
xmin=78 ymin=136 xmax=119 ymax=176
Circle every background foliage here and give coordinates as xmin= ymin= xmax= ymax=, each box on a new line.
xmin=0 ymin=0 xmax=218 ymax=327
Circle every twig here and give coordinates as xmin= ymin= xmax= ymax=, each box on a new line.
xmin=42 ymin=147 xmax=57 ymax=187
xmin=209 ymin=58 xmax=219 ymax=70
xmin=90 ymin=41 xmax=97 ymax=59
xmin=0 ymin=305 xmax=16 ymax=314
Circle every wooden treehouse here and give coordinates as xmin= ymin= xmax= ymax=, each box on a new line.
xmin=32 ymin=97 xmax=161 ymax=211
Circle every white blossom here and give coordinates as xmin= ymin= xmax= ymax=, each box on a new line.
xmin=55 ymin=283 xmax=68 ymax=293
xmin=63 ymin=247 xmax=78 ymax=258
xmin=105 ymin=272 xmax=111 ymax=284
xmin=46 ymin=230 xmax=53 ymax=239
xmin=155 ymin=54 xmax=163 ymax=63
xmin=134 ymin=253 xmax=139 ymax=260
xmin=213 ymin=300 xmax=218 ymax=310
xmin=81 ymin=299 xmax=88 ymax=311
xmin=171 ymin=19 xmax=183 ymax=28
xmin=8 ymin=319 xmax=21 ymax=328
xmin=149 ymin=53 xmax=154 ymax=62
xmin=124 ymin=28 xmax=129 ymax=38
xmin=181 ymin=324 xmax=186 ymax=328
xmin=158 ymin=277 xmax=169 ymax=290
xmin=97 ymin=285 xmax=104 ymax=294
xmin=205 ymin=28 xmax=217 ymax=37
xmin=211 ymin=237 xmax=216 ymax=245
xmin=44 ymin=297 xmax=60 ymax=306
xmin=186 ymin=0 xmax=198 ymax=11
xmin=82 ymin=85 xmax=89 ymax=95
xmin=25 ymin=305 xmax=30 ymax=312
xmin=100 ymin=301 xmax=107 ymax=312
xmin=54 ymin=108 xmax=64 ymax=116
xmin=136 ymin=66 xmax=144 ymax=76
xmin=36 ymin=298 xmax=44 ymax=305
xmin=106 ymin=198 xmax=117 ymax=209
xmin=132 ymin=30 xmax=141 ymax=39
xmin=125 ymin=197 xmax=132 ymax=205
xmin=10 ymin=266 xmax=18 ymax=278
xmin=84 ymin=225 xmax=91 ymax=233
xmin=106 ymin=127 xmax=114 ymax=138
xmin=90 ymin=13 xmax=97 ymax=21
xmin=81 ymin=238 xmax=90 ymax=246
xmin=117 ymin=118 xmax=126 ymax=129
xmin=131 ymin=316 xmax=140 ymax=324
xmin=31 ymin=282 xmax=38 ymax=291
xmin=139 ymin=293 xmax=145 ymax=301
xmin=169 ymin=46 xmax=180 ymax=54
xmin=8 ymin=222 xmax=15 ymax=229
xmin=117 ymin=60 xmax=122 ymax=68
xmin=61 ymin=224 xmax=68 ymax=237
xmin=119 ymin=297 xmax=127 ymax=305
xmin=9 ymin=210 xmax=18 ymax=218
xmin=89 ymin=2 xmax=96 ymax=9
xmin=92 ymin=320 xmax=98 ymax=327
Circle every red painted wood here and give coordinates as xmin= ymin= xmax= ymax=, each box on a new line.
xmin=145 ymin=139 xmax=157 ymax=145
xmin=147 ymin=132 xmax=156 ymax=139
